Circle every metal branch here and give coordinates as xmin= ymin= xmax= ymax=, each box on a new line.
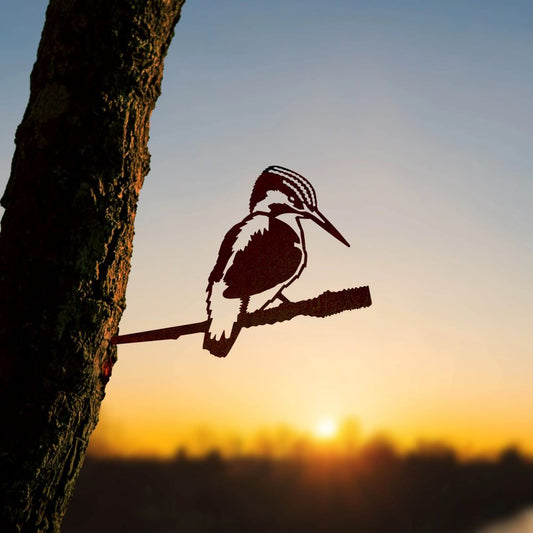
xmin=111 ymin=286 xmax=371 ymax=345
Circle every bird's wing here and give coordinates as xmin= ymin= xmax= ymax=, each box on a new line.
xmin=216 ymin=215 xmax=303 ymax=299
xmin=207 ymin=215 xmax=264 ymax=287
xmin=205 ymin=215 xmax=270 ymax=353
xmin=205 ymin=214 xmax=302 ymax=356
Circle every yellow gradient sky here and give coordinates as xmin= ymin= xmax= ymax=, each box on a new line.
xmin=1 ymin=1 xmax=532 ymax=458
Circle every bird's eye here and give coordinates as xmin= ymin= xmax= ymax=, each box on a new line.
xmin=288 ymin=196 xmax=295 ymax=203
xmin=293 ymin=198 xmax=304 ymax=210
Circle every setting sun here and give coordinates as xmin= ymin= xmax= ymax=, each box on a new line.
xmin=314 ymin=417 xmax=338 ymax=440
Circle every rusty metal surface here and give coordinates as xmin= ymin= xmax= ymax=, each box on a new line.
xmin=111 ymin=286 xmax=371 ymax=347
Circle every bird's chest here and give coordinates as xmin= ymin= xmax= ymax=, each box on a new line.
xmin=263 ymin=216 xmax=306 ymax=282
xmin=264 ymin=216 xmax=304 ymax=264
xmin=240 ymin=218 xmax=303 ymax=269
xmin=271 ymin=214 xmax=304 ymax=249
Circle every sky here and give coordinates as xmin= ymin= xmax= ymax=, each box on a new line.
xmin=1 ymin=0 xmax=532 ymax=457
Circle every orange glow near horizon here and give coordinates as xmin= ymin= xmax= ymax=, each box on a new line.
xmin=89 ymin=308 xmax=533 ymax=462
xmin=87 ymin=405 xmax=533 ymax=461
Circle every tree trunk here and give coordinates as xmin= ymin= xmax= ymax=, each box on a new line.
xmin=0 ymin=1 xmax=185 ymax=530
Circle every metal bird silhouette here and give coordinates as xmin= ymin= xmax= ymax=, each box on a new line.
xmin=111 ymin=166 xmax=371 ymax=358
xmin=203 ymin=165 xmax=350 ymax=357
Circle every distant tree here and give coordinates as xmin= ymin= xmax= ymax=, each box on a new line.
xmin=410 ymin=440 xmax=457 ymax=464
xmin=358 ymin=434 xmax=398 ymax=468
xmin=499 ymin=445 xmax=525 ymax=468
xmin=338 ymin=417 xmax=360 ymax=456
xmin=0 ymin=1 xmax=185 ymax=530
xmin=254 ymin=429 xmax=276 ymax=459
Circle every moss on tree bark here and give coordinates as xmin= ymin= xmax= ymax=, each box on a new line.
xmin=0 ymin=1 xmax=185 ymax=530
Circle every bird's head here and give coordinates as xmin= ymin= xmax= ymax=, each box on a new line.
xmin=249 ymin=165 xmax=350 ymax=247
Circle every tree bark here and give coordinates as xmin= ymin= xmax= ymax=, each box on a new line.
xmin=0 ymin=1 xmax=185 ymax=530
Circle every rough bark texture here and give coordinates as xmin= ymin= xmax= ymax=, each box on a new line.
xmin=0 ymin=1 xmax=185 ymax=530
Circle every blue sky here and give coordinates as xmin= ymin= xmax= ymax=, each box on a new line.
xmin=1 ymin=1 xmax=532 ymax=456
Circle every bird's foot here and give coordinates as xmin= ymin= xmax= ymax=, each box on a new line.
xmin=277 ymin=293 xmax=291 ymax=305
xmin=257 ymin=293 xmax=292 ymax=312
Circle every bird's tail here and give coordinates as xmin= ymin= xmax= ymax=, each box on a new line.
xmin=205 ymin=282 xmax=247 ymax=357
xmin=203 ymin=322 xmax=242 ymax=358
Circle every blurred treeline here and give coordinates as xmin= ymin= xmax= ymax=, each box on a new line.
xmin=64 ymin=440 xmax=533 ymax=533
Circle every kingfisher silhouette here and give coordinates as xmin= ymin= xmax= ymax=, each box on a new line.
xmin=204 ymin=165 xmax=350 ymax=357
xmin=110 ymin=165 xmax=370 ymax=355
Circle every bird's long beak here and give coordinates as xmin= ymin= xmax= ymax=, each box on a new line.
xmin=309 ymin=208 xmax=350 ymax=247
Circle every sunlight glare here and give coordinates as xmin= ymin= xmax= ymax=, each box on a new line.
xmin=314 ymin=417 xmax=338 ymax=440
